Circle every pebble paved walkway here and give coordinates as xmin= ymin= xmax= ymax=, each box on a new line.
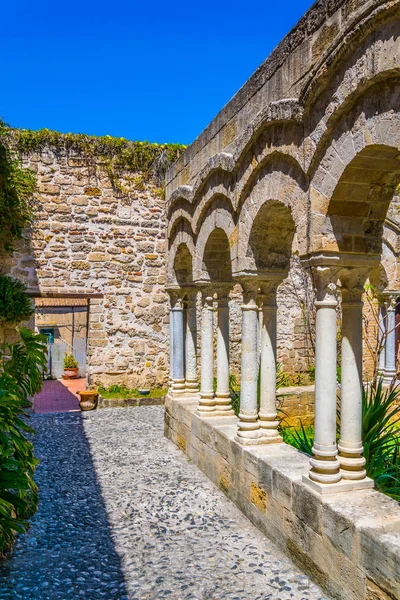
xmin=0 ymin=407 xmax=329 ymax=600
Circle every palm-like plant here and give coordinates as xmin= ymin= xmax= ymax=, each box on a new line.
xmin=281 ymin=377 xmax=400 ymax=502
xmin=362 ymin=380 xmax=400 ymax=500
xmin=0 ymin=327 xmax=47 ymax=555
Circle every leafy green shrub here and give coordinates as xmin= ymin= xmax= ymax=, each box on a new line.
xmin=0 ymin=327 xmax=47 ymax=555
xmin=63 ymin=354 xmax=78 ymax=369
xmin=362 ymin=380 xmax=400 ymax=500
xmin=281 ymin=378 xmax=400 ymax=501
xmin=0 ymin=121 xmax=37 ymax=254
xmin=0 ymin=276 xmax=33 ymax=324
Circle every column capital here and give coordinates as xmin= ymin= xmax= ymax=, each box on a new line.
xmin=339 ymin=266 xmax=370 ymax=304
xmin=238 ymin=278 xmax=259 ymax=307
xmin=167 ymin=287 xmax=185 ymax=308
xmin=382 ymin=290 xmax=400 ymax=310
xmin=258 ymin=275 xmax=284 ymax=307
xmin=312 ymin=265 xmax=340 ymax=305
xmin=201 ymin=292 xmax=214 ymax=310
xmin=214 ymin=285 xmax=232 ymax=307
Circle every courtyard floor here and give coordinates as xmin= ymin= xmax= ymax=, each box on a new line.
xmin=0 ymin=407 xmax=328 ymax=600
xmin=33 ymin=378 xmax=85 ymax=413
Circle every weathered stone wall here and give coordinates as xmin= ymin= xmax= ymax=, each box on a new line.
xmin=166 ymin=395 xmax=400 ymax=600
xmin=1 ymin=146 xmax=170 ymax=389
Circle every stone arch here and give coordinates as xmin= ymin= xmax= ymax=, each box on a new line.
xmin=194 ymin=204 xmax=236 ymax=283
xmin=237 ymin=158 xmax=308 ymax=268
xmin=238 ymin=199 xmax=296 ymax=275
xmin=303 ymin=3 xmax=400 ymax=174
xmin=167 ymin=219 xmax=195 ymax=287
xmin=309 ymin=71 xmax=400 ymax=255
xmin=173 ymin=243 xmax=194 ymax=286
xmin=310 ymin=141 xmax=400 ymax=254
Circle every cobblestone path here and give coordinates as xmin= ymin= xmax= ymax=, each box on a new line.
xmin=0 ymin=407 xmax=329 ymax=600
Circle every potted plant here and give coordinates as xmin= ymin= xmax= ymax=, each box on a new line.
xmin=77 ymin=390 xmax=99 ymax=411
xmin=63 ymin=353 xmax=79 ymax=379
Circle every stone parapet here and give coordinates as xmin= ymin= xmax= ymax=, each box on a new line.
xmin=165 ymin=395 xmax=400 ymax=600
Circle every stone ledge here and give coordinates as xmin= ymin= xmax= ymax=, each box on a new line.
xmin=164 ymin=395 xmax=400 ymax=600
xmin=98 ymin=395 xmax=165 ymax=409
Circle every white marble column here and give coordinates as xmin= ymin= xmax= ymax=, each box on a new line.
xmin=185 ymin=292 xmax=198 ymax=393
xmin=236 ymin=281 xmax=261 ymax=443
xmin=378 ymin=303 xmax=387 ymax=374
xmin=171 ymin=292 xmax=186 ymax=394
xmin=307 ymin=268 xmax=341 ymax=486
xmin=258 ymin=281 xmax=282 ymax=443
xmin=338 ymin=272 xmax=367 ymax=480
xmin=169 ymin=303 xmax=174 ymax=390
xmin=215 ymin=289 xmax=234 ymax=415
xmin=383 ymin=296 xmax=397 ymax=383
xmin=197 ymin=292 xmax=215 ymax=414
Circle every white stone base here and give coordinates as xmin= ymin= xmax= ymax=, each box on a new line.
xmin=195 ymin=409 xmax=236 ymax=418
xmin=235 ymin=434 xmax=283 ymax=446
xmin=302 ymin=474 xmax=374 ymax=495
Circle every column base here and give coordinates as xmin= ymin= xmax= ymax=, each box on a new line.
xmin=172 ymin=379 xmax=186 ymax=394
xmin=302 ymin=474 xmax=374 ymax=495
xmin=235 ymin=431 xmax=283 ymax=446
xmin=195 ymin=408 xmax=235 ymax=418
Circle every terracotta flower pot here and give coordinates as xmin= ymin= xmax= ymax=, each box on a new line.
xmin=78 ymin=390 xmax=99 ymax=411
xmin=63 ymin=367 xmax=79 ymax=379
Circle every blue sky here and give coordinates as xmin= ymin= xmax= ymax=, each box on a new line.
xmin=1 ymin=0 xmax=313 ymax=145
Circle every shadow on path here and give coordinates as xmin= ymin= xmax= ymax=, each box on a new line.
xmin=34 ymin=379 xmax=82 ymax=414
xmin=0 ymin=412 xmax=129 ymax=600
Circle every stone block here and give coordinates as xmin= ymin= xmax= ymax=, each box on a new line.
xmin=359 ymin=522 xmax=400 ymax=600
xmin=292 ymin=482 xmax=323 ymax=535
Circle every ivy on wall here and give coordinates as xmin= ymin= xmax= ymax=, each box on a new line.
xmin=0 ymin=121 xmax=37 ymax=254
xmin=12 ymin=127 xmax=187 ymax=195
xmin=0 ymin=120 xmax=187 ymax=252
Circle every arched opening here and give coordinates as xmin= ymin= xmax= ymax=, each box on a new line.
xmin=247 ymin=200 xmax=295 ymax=272
xmin=328 ymin=145 xmax=400 ymax=254
xmin=203 ymin=228 xmax=232 ymax=282
xmin=173 ymin=243 xmax=193 ymax=285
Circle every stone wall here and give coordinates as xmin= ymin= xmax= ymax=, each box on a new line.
xmin=166 ymin=395 xmax=400 ymax=600
xmin=1 ymin=145 xmax=170 ymax=389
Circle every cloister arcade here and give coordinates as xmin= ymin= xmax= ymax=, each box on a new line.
xmin=166 ymin=1 xmax=400 ymax=495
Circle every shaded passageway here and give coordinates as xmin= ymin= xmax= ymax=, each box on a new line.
xmin=33 ymin=379 xmax=85 ymax=413
xmin=0 ymin=408 xmax=328 ymax=599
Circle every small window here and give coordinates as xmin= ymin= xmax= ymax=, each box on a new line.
xmin=40 ymin=328 xmax=55 ymax=344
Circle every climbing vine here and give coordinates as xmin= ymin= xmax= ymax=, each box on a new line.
xmin=12 ymin=127 xmax=186 ymax=195
xmin=0 ymin=121 xmax=37 ymax=254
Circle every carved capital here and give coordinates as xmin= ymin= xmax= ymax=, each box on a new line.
xmin=201 ymin=291 xmax=214 ymax=311
xmin=312 ymin=266 xmax=340 ymax=305
xmin=214 ymin=284 xmax=232 ymax=308
xmin=383 ymin=290 xmax=400 ymax=312
xmin=258 ymin=277 xmax=282 ymax=307
xmin=339 ymin=267 xmax=371 ymax=303
xmin=168 ymin=289 xmax=185 ymax=309
xmin=240 ymin=279 xmax=259 ymax=309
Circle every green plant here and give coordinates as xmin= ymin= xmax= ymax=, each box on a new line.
xmin=0 ymin=327 xmax=47 ymax=555
xmin=63 ymin=354 xmax=78 ymax=369
xmin=10 ymin=126 xmax=186 ymax=197
xmin=281 ymin=421 xmax=314 ymax=455
xmin=362 ymin=379 xmax=400 ymax=500
xmin=0 ymin=120 xmax=37 ymax=253
xmin=0 ymin=276 xmax=33 ymax=324
xmin=282 ymin=378 xmax=400 ymax=501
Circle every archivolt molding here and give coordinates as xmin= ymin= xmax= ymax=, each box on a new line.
xmin=192 ymin=193 xmax=235 ymax=236
xmin=167 ymin=229 xmax=195 ymax=287
xmin=167 ymin=102 xmax=305 ymax=219
xmin=237 ymin=168 xmax=307 ymax=269
xmin=194 ymin=210 xmax=237 ymax=282
xmin=300 ymin=0 xmax=397 ymax=106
